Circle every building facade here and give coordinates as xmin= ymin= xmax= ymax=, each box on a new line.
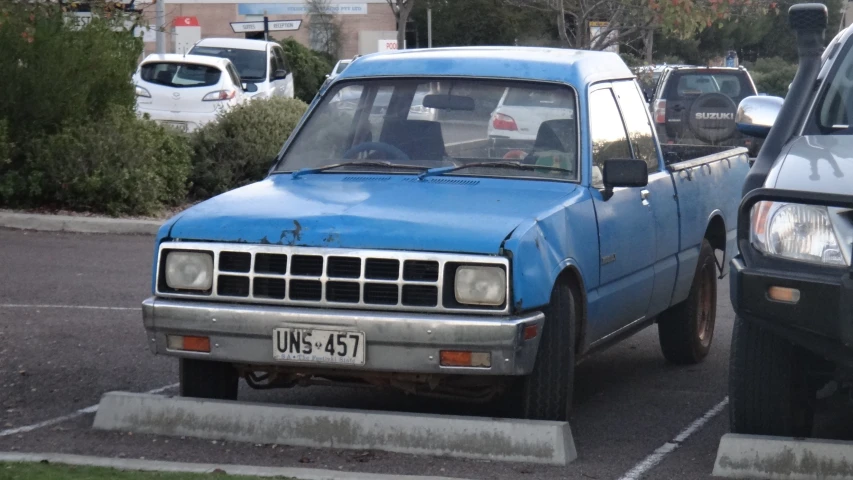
xmin=140 ymin=0 xmax=397 ymax=59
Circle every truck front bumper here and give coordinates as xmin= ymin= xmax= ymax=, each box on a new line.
xmin=142 ymin=297 xmax=545 ymax=376
xmin=731 ymin=188 xmax=853 ymax=367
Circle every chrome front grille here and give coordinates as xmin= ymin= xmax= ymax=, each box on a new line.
xmin=156 ymin=243 xmax=510 ymax=314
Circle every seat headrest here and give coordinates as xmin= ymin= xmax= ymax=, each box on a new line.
xmin=534 ymin=119 xmax=574 ymax=152
xmin=379 ymin=119 xmax=446 ymax=161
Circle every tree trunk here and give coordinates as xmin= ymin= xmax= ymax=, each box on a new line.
xmin=396 ymin=0 xmax=414 ymax=49
xmin=557 ymin=3 xmax=571 ymax=46
xmin=644 ymin=28 xmax=654 ymax=63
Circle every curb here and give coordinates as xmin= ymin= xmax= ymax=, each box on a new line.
xmin=0 ymin=212 xmax=162 ymax=235
xmin=0 ymin=452 xmax=470 ymax=480
xmin=713 ymin=433 xmax=853 ymax=479
xmin=93 ymin=391 xmax=576 ymax=466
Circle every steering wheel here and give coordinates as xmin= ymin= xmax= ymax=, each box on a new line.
xmin=343 ymin=142 xmax=410 ymax=161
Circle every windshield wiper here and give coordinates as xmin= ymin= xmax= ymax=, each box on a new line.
xmin=418 ymin=161 xmax=572 ymax=180
xmin=291 ymin=161 xmax=429 ymax=179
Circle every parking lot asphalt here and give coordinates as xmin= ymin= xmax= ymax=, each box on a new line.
xmin=0 ymin=228 xmax=749 ymax=479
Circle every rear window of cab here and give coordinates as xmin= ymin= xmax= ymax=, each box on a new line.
xmin=140 ymin=63 xmax=222 ymax=88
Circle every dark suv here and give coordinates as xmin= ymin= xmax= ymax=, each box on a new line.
xmin=651 ymin=66 xmax=761 ymax=154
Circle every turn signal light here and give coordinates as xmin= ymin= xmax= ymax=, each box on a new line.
xmin=440 ymin=350 xmax=491 ymax=368
xmin=768 ymin=286 xmax=800 ymax=304
xmin=167 ymin=335 xmax=211 ymax=352
xmin=523 ymin=324 xmax=538 ymax=340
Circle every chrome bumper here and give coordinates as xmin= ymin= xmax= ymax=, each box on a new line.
xmin=142 ymin=297 xmax=545 ymax=375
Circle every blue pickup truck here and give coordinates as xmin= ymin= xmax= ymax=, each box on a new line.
xmin=143 ymin=47 xmax=750 ymax=421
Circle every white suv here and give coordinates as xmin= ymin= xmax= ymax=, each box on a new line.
xmin=189 ymin=38 xmax=294 ymax=100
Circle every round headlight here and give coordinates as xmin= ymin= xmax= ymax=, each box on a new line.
xmin=165 ymin=251 xmax=214 ymax=290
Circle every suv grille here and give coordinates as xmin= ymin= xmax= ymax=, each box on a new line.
xmin=156 ymin=243 xmax=509 ymax=314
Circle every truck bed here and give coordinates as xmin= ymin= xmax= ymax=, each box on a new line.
xmin=664 ymin=144 xmax=750 ymax=303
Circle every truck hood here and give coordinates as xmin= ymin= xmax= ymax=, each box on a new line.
xmin=168 ymin=174 xmax=576 ymax=254
xmin=770 ymin=136 xmax=853 ymax=195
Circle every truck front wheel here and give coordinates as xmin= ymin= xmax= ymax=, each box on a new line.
xmin=504 ymin=282 xmax=576 ymax=421
xmin=179 ymin=358 xmax=239 ymax=400
xmin=729 ymin=316 xmax=815 ymax=437
xmin=658 ymin=239 xmax=717 ymax=364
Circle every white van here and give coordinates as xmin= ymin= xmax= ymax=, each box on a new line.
xmin=188 ymin=38 xmax=294 ymax=100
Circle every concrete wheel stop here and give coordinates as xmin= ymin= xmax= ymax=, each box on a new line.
xmin=93 ymin=392 xmax=577 ymax=466
xmin=713 ymin=433 xmax=853 ymax=479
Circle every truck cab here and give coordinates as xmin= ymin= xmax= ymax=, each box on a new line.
xmin=729 ymin=3 xmax=853 ymax=437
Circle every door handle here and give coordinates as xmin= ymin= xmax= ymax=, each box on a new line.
xmin=641 ymin=189 xmax=650 ymax=206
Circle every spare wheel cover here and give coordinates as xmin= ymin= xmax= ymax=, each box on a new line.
xmin=687 ymin=92 xmax=738 ymax=143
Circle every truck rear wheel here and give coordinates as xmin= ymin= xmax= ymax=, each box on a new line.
xmin=658 ymin=239 xmax=716 ymax=364
xmin=504 ymin=282 xmax=576 ymax=421
xmin=179 ymin=358 xmax=239 ymax=400
xmin=729 ymin=316 xmax=815 ymax=437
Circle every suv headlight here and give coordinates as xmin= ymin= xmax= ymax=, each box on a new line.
xmin=165 ymin=251 xmax=214 ymax=290
xmin=454 ymin=266 xmax=507 ymax=306
xmin=751 ymin=201 xmax=847 ymax=266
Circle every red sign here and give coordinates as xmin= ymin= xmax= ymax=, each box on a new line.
xmin=174 ymin=16 xmax=199 ymax=27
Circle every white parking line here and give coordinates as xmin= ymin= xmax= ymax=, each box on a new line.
xmin=0 ymin=384 xmax=178 ymax=438
xmin=616 ymin=397 xmax=729 ymax=480
xmin=0 ymin=304 xmax=137 ymax=311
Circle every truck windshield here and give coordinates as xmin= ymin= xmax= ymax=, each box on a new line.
xmin=189 ymin=46 xmax=267 ymax=81
xmin=276 ymin=78 xmax=579 ymax=181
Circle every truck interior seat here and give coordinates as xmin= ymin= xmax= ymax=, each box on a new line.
xmin=379 ymin=119 xmax=446 ymax=160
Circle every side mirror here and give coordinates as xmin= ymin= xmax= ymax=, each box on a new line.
xmin=242 ymin=82 xmax=259 ymax=93
xmin=736 ymin=95 xmax=783 ymax=139
xmin=273 ymin=69 xmax=289 ymax=80
xmin=602 ymin=159 xmax=648 ymax=200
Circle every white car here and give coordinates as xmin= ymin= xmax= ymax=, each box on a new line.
xmin=487 ymin=87 xmax=574 ymax=155
xmin=189 ymin=38 xmax=294 ymax=99
xmin=133 ymin=54 xmax=253 ymax=133
xmin=329 ymin=87 xmax=436 ymax=122
xmin=327 ymin=59 xmax=352 ymax=81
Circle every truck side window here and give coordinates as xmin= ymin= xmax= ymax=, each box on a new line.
xmin=589 ymin=88 xmax=632 ymax=186
xmin=613 ymin=81 xmax=660 ymax=173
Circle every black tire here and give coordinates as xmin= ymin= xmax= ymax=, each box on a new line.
xmin=658 ymin=239 xmax=717 ymax=364
xmin=504 ymin=282 xmax=576 ymax=421
xmin=729 ymin=316 xmax=816 ymax=437
xmin=179 ymin=358 xmax=239 ymax=400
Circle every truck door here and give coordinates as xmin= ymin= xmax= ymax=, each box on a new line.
xmin=588 ymin=86 xmax=656 ymax=341
xmin=613 ymin=81 xmax=680 ymax=317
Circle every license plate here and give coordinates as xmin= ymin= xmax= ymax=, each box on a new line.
xmin=162 ymin=121 xmax=188 ymax=132
xmin=273 ymin=328 xmax=365 ymax=365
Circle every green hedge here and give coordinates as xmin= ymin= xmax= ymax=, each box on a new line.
xmin=280 ymin=38 xmax=335 ymax=103
xmin=189 ymin=97 xmax=308 ymax=199
xmin=0 ymin=2 xmax=141 ymax=142
xmin=750 ymin=57 xmax=797 ymax=98
xmin=5 ymin=108 xmax=192 ymax=216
